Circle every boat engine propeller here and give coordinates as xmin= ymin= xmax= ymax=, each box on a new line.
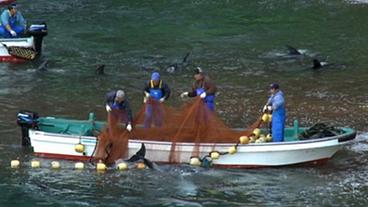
xmin=17 ymin=110 xmax=39 ymax=146
xmin=26 ymin=23 xmax=48 ymax=54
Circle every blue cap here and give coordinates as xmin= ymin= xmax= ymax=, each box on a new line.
xmin=151 ymin=72 xmax=160 ymax=81
xmin=10 ymin=3 xmax=17 ymax=8
xmin=270 ymin=83 xmax=279 ymax=89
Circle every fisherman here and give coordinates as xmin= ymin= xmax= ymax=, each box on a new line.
xmin=180 ymin=67 xmax=217 ymax=111
xmin=105 ymin=90 xmax=133 ymax=132
xmin=0 ymin=3 xmax=26 ymax=38
xmin=143 ymin=72 xmax=171 ymax=128
xmin=263 ymin=83 xmax=286 ymax=142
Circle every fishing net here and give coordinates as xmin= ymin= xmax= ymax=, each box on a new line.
xmin=7 ymin=46 xmax=38 ymax=60
xmin=93 ymin=110 xmax=130 ymax=165
xmin=94 ymin=97 xmax=263 ymax=164
xmin=299 ymin=123 xmax=344 ymax=140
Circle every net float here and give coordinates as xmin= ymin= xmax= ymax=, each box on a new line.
xmin=189 ymin=157 xmax=201 ymax=166
xmin=136 ymin=162 xmax=146 ymax=169
xmin=266 ymin=134 xmax=272 ymax=142
xmin=75 ymin=162 xmax=84 ymax=170
xmin=96 ymin=160 xmax=107 ymax=171
xmin=239 ymin=136 xmax=249 ymax=144
xmin=10 ymin=160 xmax=20 ymax=168
xmin=253 ymin=128 xmax=261 ymax=137
xmin=74 ymin=143 xmax=85 ymax=153
xmin=228 ymin=146 xmax=237 ymax=154
xmin=117 ymin=162 xmax=128 ymax=171
xmin=262 ymin=114 xmax=269 ymax=122
xmin=210 ymin=151 xmax=220 ymax=160
xmin=51 ymin=161 xmax=60 ymax=169
xmin=31 ymin=160 xmax=41 ymax=168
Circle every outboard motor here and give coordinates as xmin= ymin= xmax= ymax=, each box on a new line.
xmin=17 ymin=111 xmax=39 ymax=146
xmin=27 ymin=23 xmax=48 ymax=54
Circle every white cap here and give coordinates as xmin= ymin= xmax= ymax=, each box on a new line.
xmin=116 ymin=90 xmax=125 ymax=99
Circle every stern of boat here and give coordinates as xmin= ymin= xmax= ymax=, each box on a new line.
xmin=26 ymin=23 xmax=48 ymax=54
xmin=16 ymin=110 xmax=39 ymax=146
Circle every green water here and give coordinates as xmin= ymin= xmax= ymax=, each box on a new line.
xmin=1 ymin=0 xmax=368 ymax=206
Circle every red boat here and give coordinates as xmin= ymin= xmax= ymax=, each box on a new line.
xmin=0 ymin=0 xmax=16 ymax=6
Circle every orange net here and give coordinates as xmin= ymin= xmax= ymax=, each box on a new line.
xmin=95 ymin=97 xmax=263 ymax=164
xmin=93 ymin=110 xmax=130 ymax=165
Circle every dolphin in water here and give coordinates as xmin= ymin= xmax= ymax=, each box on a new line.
xmin=166 ymin=52 xmax=191 ymax=73
xmin=141 ymin=52 xmax=191 ymax=74
xmin=95 ymin=64 xmax=105 ymax=75
xmin=286 ymin=45 xmax=307 ymax=56
xmin=312 ymin=58 xmax=328 ymax=69
xmin=37 ymin=59 xmax=48 ymax=71
xmin=115 ymin=143 xmax=154 ymax=169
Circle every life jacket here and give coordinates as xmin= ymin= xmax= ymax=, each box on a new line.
xmin=149 ymin=80 xmax=163 ymax=100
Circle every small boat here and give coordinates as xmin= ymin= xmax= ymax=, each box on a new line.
xmin=16 ymin=111 xmax=356 ymax=168
xmin=0 ymin=23 xmax=47 ymax=63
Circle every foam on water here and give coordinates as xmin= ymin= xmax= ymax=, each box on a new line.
xmin=346 ymin=0 xmax=368 ymax=4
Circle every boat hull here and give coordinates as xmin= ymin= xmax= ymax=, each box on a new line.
xmin=0 ymin=37 xmax=35 ymax=63
xmin=29 ymin=129 xmax=355 ymax=168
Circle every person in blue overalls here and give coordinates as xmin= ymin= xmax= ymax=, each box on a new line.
xmin=180 ymin=67 xmax=217 ymax=111
xmin=143 ymin=72 xmax=171 ymax=128
xmin=105 ymin=90 xmax=133 ymax=132
xmin=263 ymin=83 xmax=286 ymax=142
xmin=0 ymin=3 xmax=26 ymax=38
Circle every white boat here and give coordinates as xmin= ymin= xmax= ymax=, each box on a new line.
xmin=0 ymin=24 xmax=47 ymax=62
xmin=17 ymin=111 xmax=356 ymax=168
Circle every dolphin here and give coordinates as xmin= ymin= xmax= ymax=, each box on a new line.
xmin=312 ymin=58 xmax=328 ymax=69
xmin=37 ymin=59 xmax=48 ymax=71
xmin=95 ymin=64 xmax=105 ymax=75
xmin=165 ymin=63 xmax=178 ymax=73
xmin=165 ymin=52 xmax=191 ymax=73
xmin=182 ymin=52 xmax=190 ymax=63
xmin=115 ymin=143 xmax=154 ymax=169
xmin=286 ymin=45 xmax=303 ymax=55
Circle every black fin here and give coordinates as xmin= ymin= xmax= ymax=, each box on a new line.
xmin=312 ymin=59 xmax=322 ymax=69
xmin=166 ymin=63 xmax=178 ymax=73
xmin=143 ymin=158 xmax=154 ymax=169
xmin=286 ymin=45 xmax=301 ymax=55
xmin=182 ymin=52 xmax=190 ymax=63
xmin=95 ymin=64 xmax=105 ymax=75
xmin=126 ymin=154 xmax=140 ymax=162
xmin=127 ymin=143 xmax=146 ymax=162
xmin=136 ymin=143 xmax=146 ymax=157
xmin=37 ymin=59 xmax=48 ymax=71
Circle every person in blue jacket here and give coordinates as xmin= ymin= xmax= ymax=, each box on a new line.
xmin=263 ymin=83 xmax=286 ymax=142
xmin=105 ymin=90 xmax=133 ymax=132
xmin=180 ymin=67 xmax=217 ymax=111
xmin=0 ymin=3 xmax=26 ymax=38
xmin=143 ymin=72 xmax=171 ymax=128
